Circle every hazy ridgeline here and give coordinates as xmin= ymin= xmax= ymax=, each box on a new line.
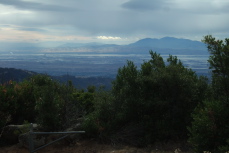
xmin=0 ymin=37 xmax=209 ymax=78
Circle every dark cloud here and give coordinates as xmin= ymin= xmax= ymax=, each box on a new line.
xmin=0 ymin=0 xmax=229 ymax=43
xmin=0 ymin=0 xmax=75 ymax=12
xmin=122 ymin=0 xmax=172 ymax=11
xmin=16 ymin=27 xmax=46 ymax=32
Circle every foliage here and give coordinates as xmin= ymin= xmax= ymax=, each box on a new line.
xmin=32 ymin=75 xmax=64 ymax=131
xmin=73 ymin=86 xmax=96 ymax=115
xmin=31 ymin=75 xmax=82 ymax=131
xmin=83 ymin=51 xmax=208 ymax=146
xmin=188 ymin=100 xmax=229 ymax=152
xmin=0 ymin=74 xmax=88 ymax=132
xmin=82 ymin=88 xmax=115 ymax=139
xmin=188 ymin=35 xmax=229 ymax=152
xmin=0 ymin=80 xmax=16 ymax=129
xmin=202 ymin=35 xmax=229 ymax=102
xmin=142 ymin=52 xmax=207 ymax=142
xmin=13 ymin=80 xmax=37 ymax=123
xmin=13 ymin=120 xmax=30 ymax=135
xmin=0 ymin=80 xmax=36 ymax=127
xmin=3 ymin=35 xmax=229 ymax=151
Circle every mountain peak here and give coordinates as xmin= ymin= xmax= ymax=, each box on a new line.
xmin=160 ymin=37 xmax=178 ymax=40
xmin=128 ymin=37 xmax=205 ymax=50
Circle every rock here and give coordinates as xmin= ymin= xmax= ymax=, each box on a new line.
xmin=65 ymin=123 xmax=82 ymax=131
xmin=1 ymin=125 xmax=26 ymax=144
xmin=18 ymin=132 xmax=30 ymax=148
xmin=18 ymin=132 xmax=45 ymax=148
xmin=64 ymin=122 xmax=84 ymax=144
xmin=0 ymin=124 xmax=40 ymax=146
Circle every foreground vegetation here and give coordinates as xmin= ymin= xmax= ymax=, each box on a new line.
xmin=0 ymin=35 xmax=229 ymax=152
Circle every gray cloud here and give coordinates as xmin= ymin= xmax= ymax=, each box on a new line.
xmin=122 ymin=0 xmax=229 ymax=14
xmin=0 ymin=0 xmax=228 ymax=43
xmin=0 ymin=0 xmax=76 ymax=12
xmin=122 ymin=0 xmax=173 ymax=11
xmin=16 ymin=27 xmax=47 ymax=32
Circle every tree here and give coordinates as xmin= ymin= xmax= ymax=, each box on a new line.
xmin=188 ymin=99 xmax=229 ymax=152
xmin=188 ymin=35 xmax=229 ymax=152
xmin=83 ymin=51 xmax=208 ymax=145
xmin=137 ymin=51 xmax=207 ymax=142
xmin=112 ymin=60 xmax=141 ymax=123
xmin=202 ymin=35 xmax=229 ymax=102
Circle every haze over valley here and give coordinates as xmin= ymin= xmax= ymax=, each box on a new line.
xmin=0 ymin=37 xmax=209 ymax=78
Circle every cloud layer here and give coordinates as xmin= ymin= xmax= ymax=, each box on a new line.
xmin=0 ymin=0 xmax=228 ymax=44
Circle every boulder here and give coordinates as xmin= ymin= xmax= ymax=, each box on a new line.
xmin=1 ymin=125 xmax=26 ymax=144
xmin=64 ymin=122 xmax=84 ymax=144
xmin=0 ymin=124 xmax=39 ymax=145
xmin=18 ymin=132 xmax=45 ymax=148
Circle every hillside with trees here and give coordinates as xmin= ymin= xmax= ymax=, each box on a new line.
xmin=0 ymin=35 xmax=229 ymax=152
xmin=0 ymin=68 xmax=113 ymax=90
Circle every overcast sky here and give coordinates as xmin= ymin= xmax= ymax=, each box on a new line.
xmin=0 ymin=0 xmax=228 ymax=45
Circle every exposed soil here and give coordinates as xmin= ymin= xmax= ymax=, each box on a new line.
xmin=0 ymin=140 xmax=192 ymax=153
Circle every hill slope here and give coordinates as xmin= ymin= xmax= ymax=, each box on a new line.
xmin=0 ymin=68 xmax=37 ymax=83
xmin=0 ymin=68 xmax=113 ymax=89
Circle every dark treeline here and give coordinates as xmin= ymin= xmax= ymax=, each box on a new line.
xmin=0 ymin=35 xmax=229 ymax=152
xmin=0 ymin=68 xmax=113 ymax=90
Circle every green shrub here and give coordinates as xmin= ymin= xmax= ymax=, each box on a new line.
xmin=32 ymin=75 xmax=83 ymax=131
xmin=82 ymin=89 xmax=115 ymax=140
xmin=188 ymin=35 xmax=229 ymax=152
xmin=0 ymin=74 xmax=83 ymax=132
xmin=188 ymin=100 xmax=229 ymax=152
xmin=0 ymin=80 xmax=17 ymax=127
xmin=31 ymin=75 xmax=64 ymax=131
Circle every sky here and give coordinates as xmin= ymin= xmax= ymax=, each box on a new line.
xmin=0 ymin=0 xmax=229 ymax=45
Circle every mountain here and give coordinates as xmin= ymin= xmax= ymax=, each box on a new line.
xmin=0 ymin=37 xmax=207 ymax=54
xmin=49 ymin=37 xmax=208 ymax=55
xmin=128 ymin=37 xmax=206 ymax=50
xmin=57 ymin=37 xmax=206 ymax=50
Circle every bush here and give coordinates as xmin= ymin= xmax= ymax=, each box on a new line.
xmin=82 ymin=88 xmax=115 ymax=140
xmin=0 ymin=80 xmax=17 ymax=127
xmin=188 ymin=35 xmax=229 ymax=152
xmin=188 ymin=100 xmax=229 ymax=152
xmin=31 ymin=75 xmax=69 ymax=131
xmin=0 ymin=74 xmax=87 ymax=132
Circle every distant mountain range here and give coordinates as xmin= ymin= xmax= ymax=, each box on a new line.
xmin=0 ymin=37 xmax=210 ymax=85
xmin=0 ymin=37 xmax=208 ymax=55
xmin=128 ymin=37 xmax=206 ymax=50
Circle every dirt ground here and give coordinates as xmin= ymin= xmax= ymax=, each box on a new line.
xmin=0 ymin=140 xmax=192 ymax=153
